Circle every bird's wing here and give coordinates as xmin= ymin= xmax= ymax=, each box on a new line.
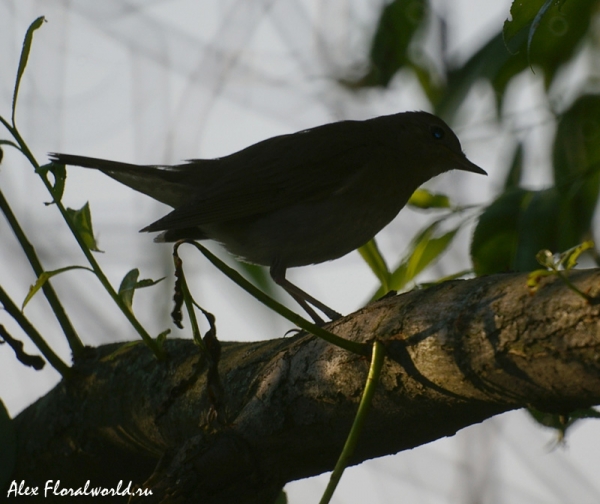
xmin=144 ymin=120 xmax=383 ymax=231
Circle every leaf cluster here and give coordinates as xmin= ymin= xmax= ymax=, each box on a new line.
xmin=351 ymin=0 xmax=600 ymax=442
xmin=350 ymin=0 xmax=600 ymax=287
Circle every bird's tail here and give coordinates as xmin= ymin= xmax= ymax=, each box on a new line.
xmin=49 ymin=153 xmax=143 ymax=173
xmin=49 ymin=153 xmax=194 ymax=208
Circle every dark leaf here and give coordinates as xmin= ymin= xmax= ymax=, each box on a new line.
xmin=514 ymin=188 xmax=561 ymax=271
xmin=504 ymin=0 xmax=553 ymax=54
xmin=438 ymin=33 xmax=511 ymax=118
xmin=441 ymin=0 xmax=596 ymax=117
xmin=503 ymin=0 xmax=596 ymax=88
xmin=343 ymin=0 xmax=428 ymax=88
xmin=471 ymin=188 xmax=529 ymax=275
xmin=553 ymin=94 xmax=600 ymax=248
xmin=0 ymin=325 xmax=45 ymax=370
xmin=504 ymin=142 xmax=524 ymax=190
xmin=472 ymin=184 xmax=593 ymax=276
xmin=528 ymin=406 xmax=600 ymax=441
xmin=171 ymin=254 xmax=185 ymax=329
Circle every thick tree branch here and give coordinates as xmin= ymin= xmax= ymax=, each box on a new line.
xmin=12 ymin=269 xmax=600 ymax=503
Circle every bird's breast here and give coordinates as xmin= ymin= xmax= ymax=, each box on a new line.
xmin=202 ymin=165 xmax=418 ymax=268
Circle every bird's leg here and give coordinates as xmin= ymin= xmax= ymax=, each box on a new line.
xmin=269 ymin=263 xmax=342 ymax=324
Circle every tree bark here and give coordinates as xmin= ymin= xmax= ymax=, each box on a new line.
xmin=11 ymin=269 xmax=600 ymax=503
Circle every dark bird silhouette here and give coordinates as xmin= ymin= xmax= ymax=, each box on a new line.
xmin=50 ymin=111 xmax=486 ymax=323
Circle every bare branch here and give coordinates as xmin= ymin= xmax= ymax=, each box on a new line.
xmin=13 ymin=269 xmax=600 ymax=503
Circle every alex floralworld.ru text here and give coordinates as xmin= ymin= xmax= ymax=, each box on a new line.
xmin=6 ymin=479 xmax=153 ymax=498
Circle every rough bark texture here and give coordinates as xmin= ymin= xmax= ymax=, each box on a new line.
xmin=11 ymin=269 xmax=600 ymax=503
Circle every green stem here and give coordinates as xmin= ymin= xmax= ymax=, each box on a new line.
xmin=0 ymin=188 xmax=84 ymax=355
xmin=545 ymin=261 xmax=593 ymax=303
xmin=185 ymin=241 xmax=370 ymax=357
xmin=0 ymin=116 xmax=17 ymax=143
xmin=319 ymin=340 xmax=385 ymax=504
xmin=0 ymin=285 xmax=70 ymax=378
xmin=556 ymin=270 xmax=593 ymax=302
xmin=2 ymin=117 xmax=164 ymax=360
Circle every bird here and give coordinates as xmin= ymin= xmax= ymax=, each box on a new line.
xmin=49 ymin=111 xmax=486 ymax=324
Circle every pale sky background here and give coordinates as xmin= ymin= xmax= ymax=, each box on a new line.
xmin=1 ymin=1 xmax=600 ymax=503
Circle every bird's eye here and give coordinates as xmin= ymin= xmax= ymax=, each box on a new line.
xmin=431 ymin=126 xmax=445 ymax=140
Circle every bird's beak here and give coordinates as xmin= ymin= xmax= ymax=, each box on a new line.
xmin=456 ymin=154 xmax=487 ymax=175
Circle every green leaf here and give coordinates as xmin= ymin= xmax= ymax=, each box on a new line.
xmin=22 ymin=265 xmax=94 ymax=309
xmin=0 ymin=139 xmax=20 ymax=150
xmin=102 ymin=340 xmax=141 ymax=361
xmin=528 ymin=407 xmax=567 ymax=429
xmin=155 ymin=329 xmax=170 ymax=347
xmin=65 ymin=202 xmax=102 ymax=252
xmin=38 ymin=162 xmax=67 ymax=204
xmin=400 ymin=223 xmax=459 ymax=287
xmin=0 ymin=400 xmax=16 ymax=493
xmin=535 ymin=249 xmax=555 ymax=269
xmin=527 ymin=268 xmax=554 ymax=295
xmin=504 ymin=0 xmax=553 ymax=55
xmin=104 ymin=330 xmax=169 ymax=362
xmin=558 ymin=240 xmax=594 ymax=270
xmin=441 ymin=0 xmax=596 ymax=118
xmin=12 ymin=16 xmax=45 ymax=124
xmin=408 ymin=188 xmax=451 ymax=209
xmin=358 ymin=239 xmax=391 ymax=293
xmin=528 ymin=242 xmax=594 ymax=300
xmin=119 ymin=269 xmax=140 ymax=312
xmin=417 ymin=269 xmax=473 ymax=288
xmin=471 ymin=188 xmax=529 ymax=275
xmin=534 ymin=241 xmax=595 ymax=272
xmin=503 ymin=0 xmax=596 ymax=87
xmin=472 ymin=181 xmax=594 ymax=276
xmin=236 ymin=262 xmax=274 ymax=294
xmin=372 ymin=218 xmax=461 ymax=299
xmin=528 ymin=406 xmax=600 ymax=442
xmin=118 ymin=268 xmax=165 ymax=312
